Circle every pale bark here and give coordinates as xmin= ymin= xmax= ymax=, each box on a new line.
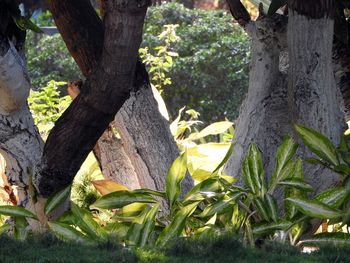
xmin=224 ymin=4 xmax=345 ymax=198
xmin=115 ymin=86 xmax=193 ymax=194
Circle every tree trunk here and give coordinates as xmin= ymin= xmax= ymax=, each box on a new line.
xmin=46 ymin=0 xmax=192 ymax=195
xmin=224 ymin=0 xmax=345 ymax=199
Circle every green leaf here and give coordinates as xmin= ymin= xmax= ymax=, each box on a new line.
xmin=295 ymin=124 xmax=340 ymax=166
xmin=166 ymin=153 xmax=187 ymax=209
xmin=48 ymin=221 xmax=91 ymax=244
xmin=44 ymin=185 xmax=71 ymax=215
xmin=253 ymin=221 xmax=291 ymax=236
xmin=133 ymin=189 xmax=166 ymax=198
xmin=0 ymin=206 xmax=37 ymax=220
xmin=278 ymin=178 xmax=313 ymax=192
xmin=267 ymin=0 xmax=287 ymax=16
xmin=183 ymin=178 xmax=221 ymax=202
xmin=188 ymin=121 xmax=233 ymax=140
xmin=301 ymin=233 xmax=350 ymax=247
xmin=90 ymin=191 xmax=156 ymax=210
xmin=253 ymin=197 xmax=270 ymax=221
xmin=115 ymin=203 xmax=149 ymax=218
xmin=71 ymin=203 xmax=106 ymax=239
xmin=13 ymin=16 xmax=43 ymax=33
xmin=270 ymin=136 xmax=298 ymax=189
xmin=315 ymin=187 xmax=350 ymax=209
xmin=338 ymin=134 xmax=350 ymax=165
xmin=0 ymin=224 xmax=11 ymax=236
xmin=126 ymin=208 xmax=149 ymax=246
xmin=139 ymin=204 xmax=160 ymax=248
xmin=212 ymin=143 xmax=235 ymax=174
xmin=14 ymin=217 xmax=29 ymax=241
xmin=197 ymin=192 xmax=242 ymax=218
xmin=156 ymin=202 xmax=199 ymax=247
xmin=242 ymin=144 xmax=265 ymax=196
xmin=266 ymin=194 xmax=278 ymax=223
xmin=285 ymin=198 xmax=343 ymax=219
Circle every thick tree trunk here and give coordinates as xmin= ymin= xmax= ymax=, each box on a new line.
xmin=0 ymin=34 xmax=44 ymax=212
xmin=35 ymin=0 xmax=150 ymax=196
xmin=46 ymin=0 xmax=192 ymax=195
xmin=225 ymin=1 xmax=345 ymax=199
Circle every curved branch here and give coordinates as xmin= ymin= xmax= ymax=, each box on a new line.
xmin=226 ymin=0 xmax=251 ymax=27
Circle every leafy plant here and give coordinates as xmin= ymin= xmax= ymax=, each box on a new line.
xmin=28 ymin=80 xmax=71 ymax=138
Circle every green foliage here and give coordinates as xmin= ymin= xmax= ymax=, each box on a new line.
xmin=2 ymin=125 xmax=350 ymax=250
xmin=28 ymin=80 xmax=71 ymax=137
xmin=26 ymin=32 xmax=82 ymax=88
xmin=144 ymin=3 xmax=250 ymax=123
xmin=139 ymin=24 xmax=179 ymax=92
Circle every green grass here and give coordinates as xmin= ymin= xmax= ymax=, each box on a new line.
xmin=0 ymin=234 xmax=349 ymax=262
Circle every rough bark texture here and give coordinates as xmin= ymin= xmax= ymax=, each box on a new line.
xmin=287 ymin=10 xmax=344 ymax=193
xmin=224 ymin=16 xmax=290 ymax=185
xmin=46 ymin=0 xmax=192 ymax=194
xmin=115 ymin=86 xmax=192 ymax=193
xmin=224 ymin=1 xmax=345 ymax=198
xmin=35 ymin=0 xmax=150 ymax=196
xmin=94 ymin=128 xmax=141 ymax=189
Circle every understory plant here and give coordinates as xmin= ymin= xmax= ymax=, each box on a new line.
xmin=1 ymin=125 xmax=350 ymax=249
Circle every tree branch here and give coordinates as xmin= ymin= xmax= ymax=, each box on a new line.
xmin=46 ymin=0 xmax=104 ymax=76
xmin=226 ymin=0 xmax=251 ymax=27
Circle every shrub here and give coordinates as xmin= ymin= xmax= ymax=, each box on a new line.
xmin=143 ymin=3 xmax=250 ymax=123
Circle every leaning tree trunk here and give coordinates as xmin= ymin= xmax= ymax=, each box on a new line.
xmin=0 ymin=31 xmax=44 ymax=225
xmin=46 ymin=0 xmax=193 ymax=196
xmin=224 ymin=0 xmax=345 ymax=199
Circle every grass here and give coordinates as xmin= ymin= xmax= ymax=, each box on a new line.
xmin=0 ymin=234 xmax=349 ymax=262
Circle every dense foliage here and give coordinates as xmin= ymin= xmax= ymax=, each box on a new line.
xmin=27 ymin=3 xmax=250 ymax=123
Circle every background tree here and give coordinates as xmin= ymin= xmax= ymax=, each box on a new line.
xmin=224 ymin=0 xmax=347 ymax=203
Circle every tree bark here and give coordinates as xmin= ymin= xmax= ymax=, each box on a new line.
xmin=224 ymin=0 xmax=345 ymax=199
xmin=46 ymin=0 xmax=193 ymax=194
xmin=35 ymin=0 xmax=151 ymax=196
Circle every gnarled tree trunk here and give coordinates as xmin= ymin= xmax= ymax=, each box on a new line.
xmin=224 ymin=0 xmax=345 ymax=200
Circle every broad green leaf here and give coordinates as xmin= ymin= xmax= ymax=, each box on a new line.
xmin=115 ymin=203 xmax=149 ymax=217
xmin=48 ymin=221 xmax=91 ymax=244
xmin=188 ymin=121 xmax=233 ymax=140
xmin=267 ymin=0 xmax=287 ymax=16
xmin=90 ymin=191 xmax=156 ymax=210
xmin=301 ymin=233 xmax=350 ymax=247
xmin=156 ymin=201 xmax=199 ymax=247
xmin=71 ymin=203 xmax=106 ymax=239
xmin=212 ymin=143 xmax=235 ymax=174
xmin=139 ymin=204 xmax=160 ymax=248
xmin=338 ymin=134 xmax=350 ymax=165
xmin=104 ymin=222 xmax=129 ymax=239
xmin=286 ymin=198 xmax=343 ymax=219
xmin=13 ymin=16 xmax=43 ymax=33
xmin=315 ymin=187 xmax=350 ymax=209
xmin=166 ymin=153 xmax=187 ymax=209
xmin=242 ymin=158 xmax=257 ymax=194
xmin=270 ymin=136 xmax=298 ymax=189
xmin=248 ymin=144 xmax=265 ymax=195
xmin=45 ymin=185 xmax=71 ymax=215
xmin=170 ymin=107 xmax=185 ymax=137
xmin=197 ymin=192 xmax=242 ymax=218
xmin=0 ymin=224 xmax=11 ymax=236
xmin=183 ymin=178 xmax=221 ymax=202
xmin=133 ymin=189 xmax=166 ymax=198
xmin=253 ymin=221 xmax=291 ymax=236
xmin=295 ymin=124 xmax=340 ymax=166
xmin=14 ymin=217 xmax=28 ymax=241
xmin=92 ymin=180 xmax=129 ymax=196
xmin=278 ymin=178 xmax=313 ymax=192
xmin=266 ymin=194 xmax=278 ymax=223
xmin=126 ymin=208 xmax=149 ymax=245
xmin=253 ymin=197 xmax=270 ymax=221
xmin=192 ymin=168 xmax=213 ymax=182
xmin=0 ymin=206 xmax=37 ymax=220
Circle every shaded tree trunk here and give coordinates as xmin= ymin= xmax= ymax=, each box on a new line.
xmin=225 ymin=0 xmax=345 ymax=199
